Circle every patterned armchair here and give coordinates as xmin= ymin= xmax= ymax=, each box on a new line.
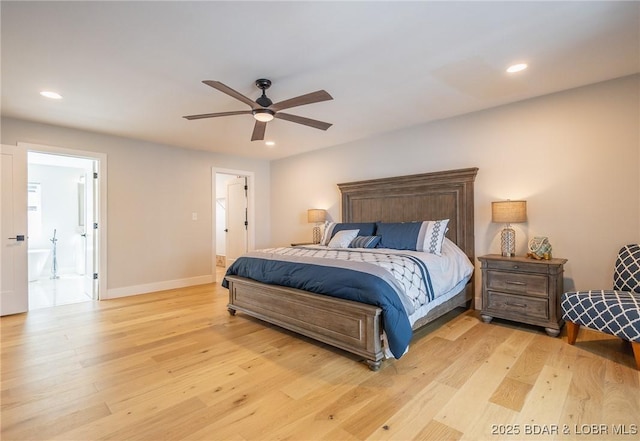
xmin=561 ymin=244 xmax=640 ymax=370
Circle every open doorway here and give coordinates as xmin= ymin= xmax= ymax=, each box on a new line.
xmin=27 ymin=152 xmax=96 ymax=308
xmin=19 ymin=142 xmax=106 ymax=310
xmin=213 ymin=168 xmax=254 ymax=283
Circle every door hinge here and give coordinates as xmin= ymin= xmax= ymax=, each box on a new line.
xmin=93 ymin=222 xmax=98 ymax=229
xmin=93 ymin=172 xmax=98 ymax=179
xmin=93 ymin=273 xmax=98 ymax=280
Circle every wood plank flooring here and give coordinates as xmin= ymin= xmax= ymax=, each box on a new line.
xmin=2 ymin=278 xmax=639 ymax=440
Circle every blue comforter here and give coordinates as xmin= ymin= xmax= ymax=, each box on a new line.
xmin=222 ymin=248 xmax=433 ymax=358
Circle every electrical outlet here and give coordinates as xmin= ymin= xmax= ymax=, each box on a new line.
xmin=192 ymin=212 xmax=198 ymax=221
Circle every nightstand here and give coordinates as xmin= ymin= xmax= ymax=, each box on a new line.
xmin=478 ymin=254 xmax=567 ymax=337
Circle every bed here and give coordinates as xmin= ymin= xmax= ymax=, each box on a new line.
xmin=224 ymin=167 xmax=478 ymax=370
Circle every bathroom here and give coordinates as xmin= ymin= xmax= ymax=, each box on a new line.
xmin=27 ymin=152 xmax=97 ymax=309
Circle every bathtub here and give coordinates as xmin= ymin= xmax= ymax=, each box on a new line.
xmin=28 ymin=248 xmax=51 ymax=281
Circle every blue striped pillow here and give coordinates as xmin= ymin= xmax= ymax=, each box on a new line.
xmin=349 ymin=235 xmax=381 ymax=249
xmin=320 ymin=222 xmax=377 ymax=245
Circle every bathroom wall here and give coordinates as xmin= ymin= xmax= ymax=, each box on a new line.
xmin=28 ymin=162 xmax=92 ymax=277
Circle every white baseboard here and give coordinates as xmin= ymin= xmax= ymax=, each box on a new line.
xmin=104 ymin=275 xmax=214 ymax=299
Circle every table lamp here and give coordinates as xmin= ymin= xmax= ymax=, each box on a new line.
xmin=491 ymin=200 xmax=527 ymax=257
xmin=307 ymin=209 xmax=327 ymax=244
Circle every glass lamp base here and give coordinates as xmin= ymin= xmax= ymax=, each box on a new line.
xmin=501 ymin=227 xmax=516 ymax=257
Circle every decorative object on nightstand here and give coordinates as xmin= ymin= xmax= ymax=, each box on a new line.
xmin=479 ymin=254 xmax=567 ymax=337
xmin=527 ymin=236 xmax=552 ymax=260
xmin=307 ymin=209 xmax=327 ymax=244
xmin=491 ymin=200 xmax=527 ymax=257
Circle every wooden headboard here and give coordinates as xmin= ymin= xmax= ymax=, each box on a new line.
xmin=337 ymin=167 xmax=478 ymax=264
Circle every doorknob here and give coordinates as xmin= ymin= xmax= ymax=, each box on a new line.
xmin=8 ymin=235 xmax=25 ymax=241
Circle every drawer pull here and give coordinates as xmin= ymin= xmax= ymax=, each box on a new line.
xmin=513 ymin=265 xmax=519 ymax=269
xmin=506 ymin=301 xmax=527 ymax=308
xmin=506 ymin=280 xmax=526 ymax=286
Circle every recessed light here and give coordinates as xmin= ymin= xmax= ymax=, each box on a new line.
xmin=265 ymin=141 xmax=275 ymax=147
xmin=506 ymin=63 xmax=528 ymax=73
xmin=40 ymin=91 xmax=62 ymax=99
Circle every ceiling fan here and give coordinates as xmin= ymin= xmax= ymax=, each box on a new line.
xmin=183 ymin=79 xmax=333 ymax=141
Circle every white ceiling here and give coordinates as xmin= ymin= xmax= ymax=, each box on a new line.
xmin=2 ymin=1 xmax=638 ymax=160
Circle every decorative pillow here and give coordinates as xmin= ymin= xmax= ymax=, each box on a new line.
xmin=349 ymin=235 xmax=381 ymax=249
xmin=320 ymin=222 xmax=376 ymax=245
xmin=376 ymin=222 xmax=422 ymax=250
xmin=376 ymin=219 xmax=449 ymax=255
xmin=419 ymin=219 xmax=449 ymax=256
xmin=327 ymin=229 xmax=360 ymax=248
xmin=319 ymin=221 xmax=335 ymax=246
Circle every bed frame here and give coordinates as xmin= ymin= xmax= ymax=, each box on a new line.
xmin=225 ymin=167 xmax=478 ymax=370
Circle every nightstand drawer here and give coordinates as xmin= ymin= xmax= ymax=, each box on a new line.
xmin=485 ymin=291 xmax=549 ymax=320
xmin=483 ymin=259 xmax=551 ymax=274
xmin=486 ymin=271 xmax=548 ymax=297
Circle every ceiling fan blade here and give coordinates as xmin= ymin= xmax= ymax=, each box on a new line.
xmin=251 ymin=120 xmax=267 ymax=141
xmin=269 ymin=90 xmax=333 ymax=112
xmin=203 ymin=80 xmax=258 ymax=109
xmin=183 ymin=110 xmax=252 ymax=120
xmin=274 ymin=112 xmax=332 ymax=131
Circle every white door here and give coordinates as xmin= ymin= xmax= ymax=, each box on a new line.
xmin=1 ymin=144 xmax=28 ymax=316
xmin=225 ymin=176 xmax=248 ymax=267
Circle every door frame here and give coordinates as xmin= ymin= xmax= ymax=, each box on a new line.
xmin=19 ymin=142 xmax=107 ymax=300
xmin=212 ymin=167 xmax=254 ymax=283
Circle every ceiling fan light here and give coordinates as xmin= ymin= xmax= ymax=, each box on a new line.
xmin=253 ymin=109 xmax=274 ymax=122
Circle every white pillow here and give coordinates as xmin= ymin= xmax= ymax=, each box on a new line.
xmin=419 ymin=219 xmax=449 ymax=255
xmin=320 ymin=221 xmax=336 ymax=246
xmin=327 ymin=229 xmax=359 ymax=248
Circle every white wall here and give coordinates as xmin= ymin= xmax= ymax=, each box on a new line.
xmin=1 ymin=117 xmax=271 ymax=297
xmin=271 ymin=75 xmax=640 ymax=301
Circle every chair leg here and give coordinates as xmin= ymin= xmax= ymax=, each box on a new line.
xmin=631 ymin=342 xmax=640 ymax=371
xmin=566 ymin=321 xmax=580 ymax=345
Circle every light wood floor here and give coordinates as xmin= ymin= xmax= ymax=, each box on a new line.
xmin=2 ymin=278 xmax=639 ymax=441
